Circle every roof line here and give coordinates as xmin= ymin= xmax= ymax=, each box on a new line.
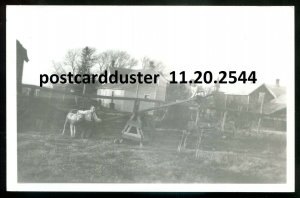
xmin=247 ymin=83 xmax=277 ymax=98
xmin=262 ymin=83 xmax=277 ymax=98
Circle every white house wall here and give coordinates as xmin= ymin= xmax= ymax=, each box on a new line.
xmin=97 ymin=89 xmax=125 ymax=110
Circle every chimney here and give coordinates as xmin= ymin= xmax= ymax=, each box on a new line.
xmin=276 ymin=79 xmax=280 ymax=87
xmin=149 ymin=61 xmax=154 ymax=69
xmin=111 ymin=60 xmax=115 ymax=68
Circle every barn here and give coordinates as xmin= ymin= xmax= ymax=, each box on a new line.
xmin=221 ymin=79 xmax=286 ymax=113
xmin=218 ymin=80 xmax=286 ymax=131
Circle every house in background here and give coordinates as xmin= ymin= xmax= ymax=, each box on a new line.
xmin=262 ymin=94 xmax=286 ymax=131
xmin=221 ymin=79 xmax=286 ymax=114
xmin=263 ymin=94 xmax=286 ymax=116
xmin=97 ymin=67 xmax=168 ymax=112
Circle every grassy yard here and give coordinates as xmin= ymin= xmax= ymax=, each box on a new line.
xmin=17 ymin=126 xmax=286 ymax=183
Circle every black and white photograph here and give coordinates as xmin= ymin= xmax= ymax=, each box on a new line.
xmin=6 ymin=6 xmax=294 ymax=192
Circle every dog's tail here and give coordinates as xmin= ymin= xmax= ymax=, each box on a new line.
xmin=62 ymin=110 xmax=76 ymax=135
xmin=62 ymin=114 xmax=69 ymax=135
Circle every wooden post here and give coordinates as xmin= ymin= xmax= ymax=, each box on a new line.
xmin=195 ymin=129 xmax=203 ymax=158
xmin=221 ymin=111 xmax=228 ymax=132
xmin=75 ymin=96 xmax=78 ymax=105
xmin=247 ymin=95 xmax=250 ymax=112
xmin=257 ymin=118 xmax=262 ymax=133
xmin=195 ymin=105 xmax=203 ymax=158
xmin=177 ymin=130 xmax=188 ymax=152
xmin=83 ymin=84 xmax=86 ymax=95
xmin=110 ymin=91 xmax=115 ymax=110
xmin=111 ymin=91 xmax=114 ymax=103
xmin=257 ymin=93 xmax=265 ymax=133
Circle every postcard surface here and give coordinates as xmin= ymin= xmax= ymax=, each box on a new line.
xmin=6 ymin=6 xmax=294 ymax=192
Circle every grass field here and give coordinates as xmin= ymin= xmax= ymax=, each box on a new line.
xmin=17 ymin=126 xmax=286 ymax=183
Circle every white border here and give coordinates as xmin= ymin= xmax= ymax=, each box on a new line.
xmin=6 ymin=6 xmax=295 ymax=192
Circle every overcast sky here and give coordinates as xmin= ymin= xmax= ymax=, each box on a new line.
xmin=7 ymin=6 xmax=294 ymax=88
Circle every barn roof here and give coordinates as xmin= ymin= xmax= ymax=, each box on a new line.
xmin=263 ymin=94 xmax=286 ymax=115
xmin=221 ymin=83 xmax=286 ymax=98
xmin=221 ymin=83 xmax=260 ymax=96
xmin=17 ymin=40 xmax=29 ymax=62
xmin=265 ymin=84 xmax=286 ymax=98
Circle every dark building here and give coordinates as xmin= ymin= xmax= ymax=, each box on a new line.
xmin=17 ymin=40 xmax=29 ymax=93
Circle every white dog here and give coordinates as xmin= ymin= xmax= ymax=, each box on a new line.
xmin=62 ymin=110 xmax=84 ymax=137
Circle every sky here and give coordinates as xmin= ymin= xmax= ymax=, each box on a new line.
xmin=7 ymin=6 xmax=294 ymax=89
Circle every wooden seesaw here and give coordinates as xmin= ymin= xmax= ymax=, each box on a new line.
xmin=115 ymin=94 xmax=214 ymax=152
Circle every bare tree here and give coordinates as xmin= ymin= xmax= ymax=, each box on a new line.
xmin=64 ymin=49 xmax=80 ymax=73
xmin=52 ymin=61 xmax=66 ymax=75
xmin=52 ymin=47 xmax=99 ymax=95
xmin=52 ymin=49 xmax=80 ymax=75
xmin=141 ymin=56 xmax=166 ymax=74
xmin=52 ymin=47 xmax=98 ymax=75
xmin=97 ymin=50 xmax=138 ymax=72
